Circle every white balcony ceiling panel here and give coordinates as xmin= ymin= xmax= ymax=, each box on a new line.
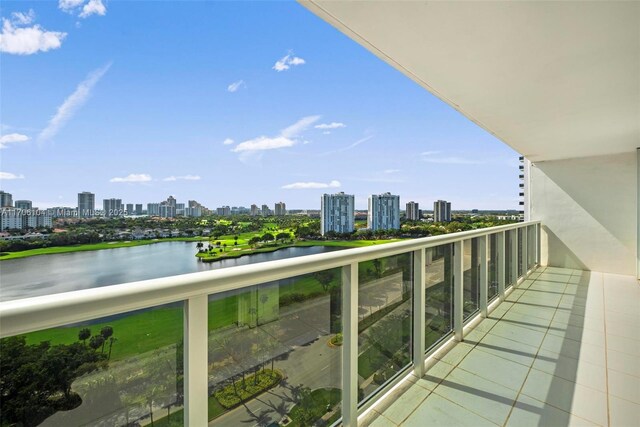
xmin=300 ymin=1 xmax=640 ymax=162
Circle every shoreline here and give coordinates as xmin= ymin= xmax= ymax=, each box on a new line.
xmin=0 ymin=237 xmax=206 ymax=261
xmin=0 ymin=238 xmax=400 ymax=261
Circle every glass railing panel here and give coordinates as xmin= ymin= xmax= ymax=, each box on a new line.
xmin=463 ymin=238 xmax=480 ymax=321
xmin=527 ymin=225 xmax=536 ymax=270
xmin=517 ymin=228 xmax=524 ymax=278
xmin=207 ymin=268 xmax=343 ymax=426
xmin=425 ymin=244 xmax=453 ymax=351
xmin=0 ymin=304 xmax=184 ymax=426
xmin=488 ymin=234 xmax=499 ymax=301
xmin=358 ymin=253 xmax=413 ymax=403
xmin=505 ymin=230 xmax=514 ymax=288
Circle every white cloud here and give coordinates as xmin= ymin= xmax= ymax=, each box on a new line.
xmin=273 ymin=52 xmax=306 ymax=72
xmin=59 ymin=0 xmax=85 ymax=12
xmin=38 ymin=62 xmax=111 ymax=142
xmin=222 ymin=138 xmax=235 ymax=145
xmin=0 ymin=14 xmax=67 ymax=55
xmin=227 ymin=80 xmax=245 ymax=93
xmin=59 ymin=0 xmax=107 ymax=18
xmin=109 ymin=173 xmax=152 ymax=183
xmin=79 ymin=0 xmax=106 ymax=18
xmin=315 ymin=122 xmax=346 ymax=130
xmin=233 ymin=115 xmax=320 ymax=153
xmin=282 ymin=180 xmax=341 ymax=190
xmin=162 ymin=175 xmax=201 ymax=182
xmin=420 ymin=151 xmax=484 ymax=165
xmin=0 ymin=172 xmax=25 ymax=180
xmin=0 ymin=133 xmax=29 ymax=149
xmin=11 ymin=10 xmax=35 ymax=25
xmin=383 ymin=169 xmax=401 ymax=174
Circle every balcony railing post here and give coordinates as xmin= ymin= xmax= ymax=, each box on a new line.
xmin=479 ymin=236 xmax=488 ymax=317
xmin=536 ymin=223 xmax=541 ymax=265
xmin=342 ymin=262 xmax=359 ymax=427
xmin=413 ymin=248 xmax=426 ymax=377
xmin=184 ymin=294 xmax=208 ymax=426
xmin=498 ymin=231 xmax=506 ymax=300
xmin=510 ymin=229 xmax=518 ymax=286
xmin=522 ymin=226 xmax=528 ymax=276
xmin=453 ymin=240 xmax=464 ymax=341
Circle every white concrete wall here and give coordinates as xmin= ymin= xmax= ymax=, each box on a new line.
xmin=530 ymin=152 xmax=637 ymax=275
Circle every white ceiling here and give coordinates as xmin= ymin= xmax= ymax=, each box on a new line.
xmin=300 ymin=1 xmax=640 ymax=162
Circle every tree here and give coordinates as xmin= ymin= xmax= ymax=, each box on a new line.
xmin=100 ymin=326 xmax=113 ymax=353
xmin=261 ymin=233 xmax=275 ymax=242
xmin=89 ymin=335 xmax=105 ymax=352
xmin=275 ymin=232 xmax=290 ymax=242
xmin=78 ymin=327 xmax=91 ymax=345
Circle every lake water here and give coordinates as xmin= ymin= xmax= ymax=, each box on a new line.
xmin=0 ymin=243 xmax=342 ymax=302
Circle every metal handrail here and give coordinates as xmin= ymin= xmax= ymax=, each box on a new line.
xmin=0 ymin=220 xmax=539 ymax=338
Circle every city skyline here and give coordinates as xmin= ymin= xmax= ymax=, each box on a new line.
xmin=1 ymin=1 xmax=520 ymax=211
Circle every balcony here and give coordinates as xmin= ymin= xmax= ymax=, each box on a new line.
xmin=2 ymin=222 xmax=545 ymax=426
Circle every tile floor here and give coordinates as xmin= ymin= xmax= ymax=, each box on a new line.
xmin=363 ymin=267 xmax=640 ymax=427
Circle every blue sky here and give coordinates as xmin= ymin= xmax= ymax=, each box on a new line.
xmin=0 ymin=1 xmax=520 ymax=210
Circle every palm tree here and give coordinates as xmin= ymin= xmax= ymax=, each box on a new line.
xmin=89 ymin=335 xmax=105 ymax=352
xmin=100 ymin=326 xmax=113 ymax=353
xmin=78 ymin=327 xmax=91 ymax=345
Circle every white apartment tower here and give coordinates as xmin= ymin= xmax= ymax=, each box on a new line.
xmin=368 ymin=193 xmax=400 ymax=231
xmin=103 ymin=198 xmax=123 ymax=217
xmin=406 ymin=201 xmax=420 ymax=221
xmin=433 ymin=200 xmax=452 ymax=222
xmin=321 ymin=192 xmax=355 ymax=236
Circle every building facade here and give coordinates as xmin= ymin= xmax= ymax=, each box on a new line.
xmin=406 ymin=201 xmax=420 ymax=221
xmin=321 ymin=192 xmax=355 ymax=235
xmin=103 ymin=199 xmax=123 ymax=218
xmin=14 ymin=200 xmax=32 ymax=210
xmin=274 ymin=202 xmax=286 ymax=216
xmin=368 ymin=193 xmax=400 ymax=231
xmin=433 ymin=200 xmax=452 ymax=222
xmin=0 ymin=191 xmax=13 ymax=208
xmin=147 ymin=203 xmax=160 ymax=216
xmin=77 ymin=192 xmax=95 ymax=218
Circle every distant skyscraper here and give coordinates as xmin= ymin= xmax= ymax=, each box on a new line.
xmin=135 ymin=204 xmax=143 ymax=215
xmin=159 ymin=203 xmax=176 ymax=218
xmin=261 ymin=204 xmax=270 ymax=216
xmin=433 ymin=200 xmax=452 ymax=222
xmin=406 ymin=201 xmax=420 ymax=221
xmin=250 ymin=204 xmax=259 ymax=216
xmin=167 ymin=196 xmax=177 ymax=207
xmin=103 ymin=198 xmax=123 ymax=217
xmin=217 ymin=206 xmax=231 ymax=216
xmin=321 ymin=192 xmax=355 ymax=235
xmin=368 ymin=193 xmax=400 ymax=231
xmin=147 ymin=203 xmax=160 ymax=216
xmin=274 ymin=202 xmax=286 ymax=216
xmin=77 ymin=192 xmax=95 ymax=217
xmin=14 ymin=200 xmax=32 ymax=210
xmin=126 ymin=203 xmax=134 ymax=215
xmin=0 ymin=191 xmax=13 ymax=207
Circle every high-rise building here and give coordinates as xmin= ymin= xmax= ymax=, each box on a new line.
xmin=159 ymin=203 xmax=176 ymax=218
xmin=103 ymin=198 xmax=123 ymax=217
xmin=250 ymin=204 xmax=259 ymax=216
xmin=126 ymin=204 xmax=134 ymax=215
xmin=217 ymin=206 xmax=231 ymax=216
xmin=433 ymin=200 xmax=452 ymax=222
xmin=0 ymin=191 xmax=13 ymax=208
xmin=274 ymin=202 xmax=286 ymax=216
xmin=261 ymin=204 xmax=270 ymax=216
xmin=166 ymin=196 xmax=177 ymax=207
xmin=14 ymin=200 xmax=32 ymax=210
xmin=77 ymin=192 xmax=95 ymax=217
xmin=368 ymin=193 xmax=400 ymax=231
xmin=321 ymin=192 xmax=355 ymax=235
xmin=135 ymin=204 xmax=143 ymax=215
xmin=147 ymin=203 xmax=160 ymax=216
xmin=176 ymin=203 xmax=185 ymax=216
xmin=406 ymin=201 xmax=420 ymax=221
